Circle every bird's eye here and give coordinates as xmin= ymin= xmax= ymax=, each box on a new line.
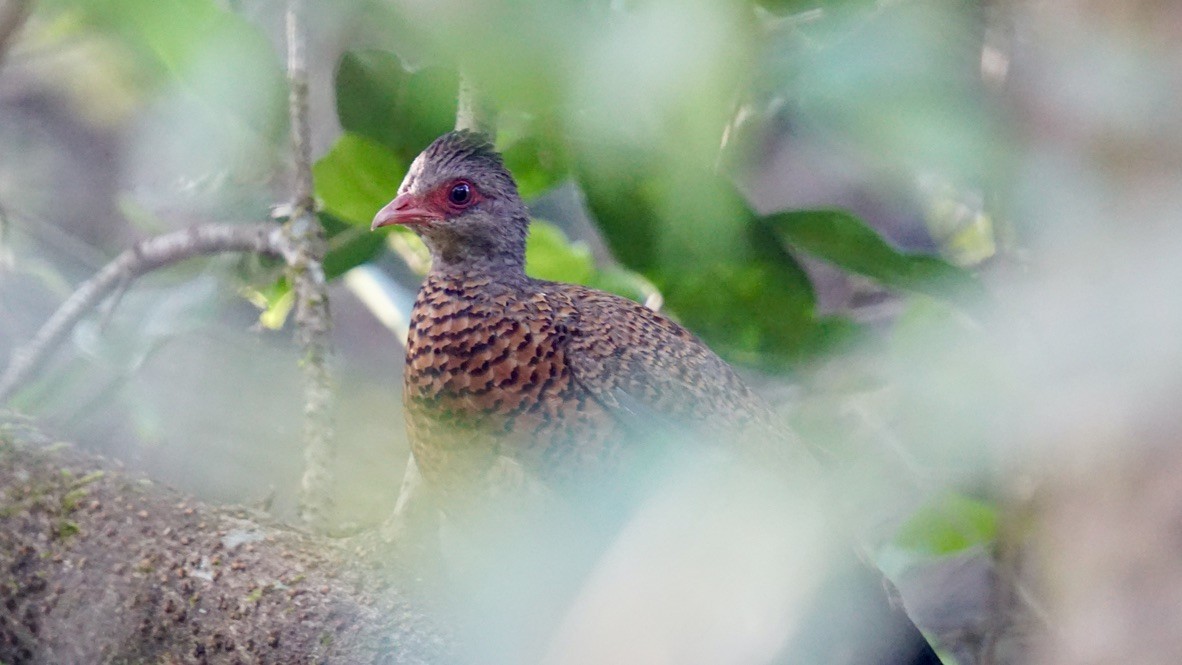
xmin=447 ymin=181 xmax=472 ymax=206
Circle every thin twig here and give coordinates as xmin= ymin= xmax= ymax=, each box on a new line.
xmin=286 ymin=0 xmax=314 ymax=213
xmin=0 ymin=223 xmax=287 ymax=403
xmin=285 ymin=0 xmax=335 ymax=531
xmin=0 ymin=0 xmax=33 ymax=70
xmin=455 ymin=68 xmax=496 ymax=136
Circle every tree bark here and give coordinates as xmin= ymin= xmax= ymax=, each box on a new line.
xmin=0 ymin=420 xmax=453 ymax=664
xmin=284 ymin=0 xmax=337 ymax=532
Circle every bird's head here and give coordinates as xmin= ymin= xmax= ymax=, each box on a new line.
xmin=372 ymin=130 xmax=530 ymax=273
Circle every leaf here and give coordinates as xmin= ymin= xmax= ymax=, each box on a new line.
xmin=577 ymin=159 xmax=838 ymax=366
xmin=659 ymin=260 xmax=838 ymax=368
xmin=83 ymin=0 xmax=286 ymax=139
xmin=241 ymin=278 xmax=294 ymax=331
xmin=334 ymin=50 xmax=458 ymax=160
xmin=313 ymin=133 xmax=404 ymax=227
xmin=500 ymin=122 xmax=570 ymax=199
xmin=587 ymin=267 xmax=661 ymax=307
xmin=893 ymin=492 xmax=998 ymax=557
xmin=575 ymin=149 xmax=662 ymax=271
xmin=525 ymin=221 xmax=595 ymax=285
xmin=767 ymin=209 xmax=982 ymax=300
xmin=524 ymin=221 xmax=658 ymax=306
xmin=321 ymin=213 xmax=386 ymax=281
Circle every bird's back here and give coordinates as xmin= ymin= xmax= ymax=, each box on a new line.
xmin=402 ymin=271 xmax=781 ymax=503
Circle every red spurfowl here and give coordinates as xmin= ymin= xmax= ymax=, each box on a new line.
xmin=372 ymin=130 xmax=940 ymax=665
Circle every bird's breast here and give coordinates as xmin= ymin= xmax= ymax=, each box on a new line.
xmin=400 ymin=279 xmax=619 ymax=490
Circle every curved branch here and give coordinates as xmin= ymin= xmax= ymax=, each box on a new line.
xmin=0 ymin=223 xmax=287 ymax=404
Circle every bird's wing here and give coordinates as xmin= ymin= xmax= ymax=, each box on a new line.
xmin=544 ymin=282 xmax=774 ymax=442
xmin=544 ymin=283 xmax=941 ymax=665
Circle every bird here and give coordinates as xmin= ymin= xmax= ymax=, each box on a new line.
xmin=372 ymin=130 xmax=941 ymax=665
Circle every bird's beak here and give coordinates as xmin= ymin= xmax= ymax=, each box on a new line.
xmin=371 ymin=193 xmax=441 ymax=230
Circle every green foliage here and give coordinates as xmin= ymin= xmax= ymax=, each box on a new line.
xmin=500 ymin=126 xmax=571 ymax=200
xmin=81 ymin=0 xmax=286 ymax=139
xmin=334 ymin=50 xmax=458 ymax=162
xmin=300 ymin=2 xmax=986 ymax=371
xmin=313 ymin=133 xmax=405 ymax=227
xmin=37 ymin=0 xmax=288 ymax=212
xmin=36 ymin=0 xmax=986 ymax=369
xmin=525 ymin=221 xmax=596 ymax=285
xmin=768 ymin=209 xmax=982 ymax=300
xmin=662 ymin=261 xmax=812 ymax=365
xmin=321 ymin=214 xmax=386 ymax=281
xmin=893 ymin=492 xmax=998 ymax=557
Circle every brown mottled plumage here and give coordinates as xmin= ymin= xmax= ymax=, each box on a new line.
xmin=374 ymin=131 xmax=774 ymax=504
xmin=372 ymin=131 xmax=940 ymax=665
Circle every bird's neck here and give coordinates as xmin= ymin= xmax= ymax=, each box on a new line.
xmin=424 ymin=217 xmax=529 ymax=282
xmin=427 ymin=250 xmax=528 ymax=284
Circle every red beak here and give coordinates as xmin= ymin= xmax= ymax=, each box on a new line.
xmin=371 ymin=193 xmax=441 ymax=230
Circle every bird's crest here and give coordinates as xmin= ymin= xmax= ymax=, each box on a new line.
xmin=423 ymin=130 xmax=503 ymax=173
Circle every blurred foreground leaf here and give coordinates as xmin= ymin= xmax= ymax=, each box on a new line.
xmin=768 ymin=209 xmax=982 ymax=300
xmin=893 ymin=492 xmax=998 ymax=557
xmin=79 ymin=0 xmax=286 ymax=140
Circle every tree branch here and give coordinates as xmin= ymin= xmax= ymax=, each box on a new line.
xmin=0 ymin=0 xmax=32 ymax=70
xmin=0 ymin=223 xmax=287 ymax=404
xmin=0 ymin=423 xmax=452 ymax=663
xmin=284 ymin=0 xmax=336 ymax=531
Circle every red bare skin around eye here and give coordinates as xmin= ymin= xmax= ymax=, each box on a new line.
xmin=426 ymin=180 xmax=484 ymax=218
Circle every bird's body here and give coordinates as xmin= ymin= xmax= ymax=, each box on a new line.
xmin=373 ymin=130 xmax=940 ymax=665
xmin=402 ymin=266 xmax=768 ymax=504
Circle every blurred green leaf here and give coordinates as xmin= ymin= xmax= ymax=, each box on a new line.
xmin=767 ymin=1 xmax=996 ymax=183
xmin=894 ymin=492 xmax=998 ymax=557
xmin=578 ymin=155 xmax=839 ymax=365
xmin=577 ymin=155 xmax=751 ymax=271
xmin=587 ymin=267 xmax=661 ymax=307
xmin=321 ymin=213 xmax=386 ymax=281
xmin=525 ymin=221 xmax=656 ymax=305
xmin=241 ymin=278 xmax=293 ymax=331
xmin=335 ymin=50 xmax=458 ymax=161
xmin=577 ymin=161 xmax=661 ymax=271
xmin=525 ymin=221 xmax=595 ymax=285
xmin=660 ymin=260 xmax=835 ymax=367
xmin=81 ymin=0 xmax=286 ymax=140
xmin=313 ymin=133 xmax=404 ymax=227
xmin=501 ymin=127 xmax=570 ymax=200
xmin=768 ymin=209 xmax=982 ymax=300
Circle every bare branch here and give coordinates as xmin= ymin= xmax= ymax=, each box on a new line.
xmin=284 ymin=0 xmax=336 ymax=531
xmin=0 ymin=223 xmax=287 ymax=404
xmin=0 ymin=0 xmax=33 ymax=70
xmin=285 ymin=0 xmax=314 ymax=211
